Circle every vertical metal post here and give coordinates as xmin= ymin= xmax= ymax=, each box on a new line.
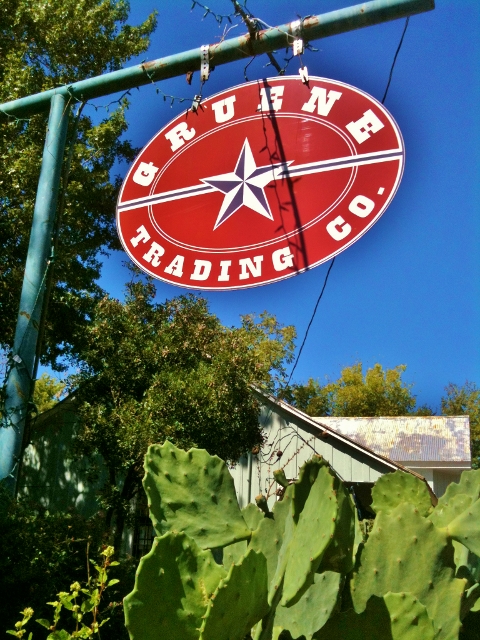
xmin=0 ymin=93 xmax=70 ymax=491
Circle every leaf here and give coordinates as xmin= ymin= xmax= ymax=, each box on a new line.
xmin=58 ymin=595 xmax=74 ymax=610
xmin=36 ymin=618 xmax=52 ymax=629
xmin=47 ymin=630 xmax=71 ymax=640
xmin=81 ymin=599 xmax=95 ymax=613
xmin=107 ymin=578 xmax=120 ymax=587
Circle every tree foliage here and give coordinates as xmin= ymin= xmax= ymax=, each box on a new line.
xmin=0 ymin=0 xmax=157 ymax=368
xmin=284 ymin=362 xmax=427 ymax=418
xmin=285 ymin=365 xmax=480 ymax=466
xmin=32 ymin=372 xmax=66 ymax=414
xmin=442 ymin=382 xmax=480 ymax=468
xmin=69 ymin=275 xmax=295 ymax=544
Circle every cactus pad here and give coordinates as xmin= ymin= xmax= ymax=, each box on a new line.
xmin=199 ymin=549 xmax=269 ymax=640
xmin=437 ymin=469 xmax=480 ymax=505
xmin=282 ymin=465 xmax=338 ymax=606
xmin=143 ymin=441 xmax=251 ymax=549
xmin=242 ymin=502 xmax=266 ymax=531
xmin=319 ymin=478 xmax=356 ymax=574
xmin=273 ymin=571 xmax=342 ymax=639
xmin=274 ymin=469 xmax=289 ymax=489
xmin=291 ymin=456 xmax=328 ymax=523
xmin=250 ymin=493 xmax=292 ymax=590
xmin=453 ymin=540 xmax=480 ymax=584
xmin=429 ymin=469 xmax=480 ymax=529
xmin=269 ymin=510 xmax=296 ymax=606
xmin=446 ymin=497 xmax=480 ymax=557
xmin=351 ymin=502 xmax=465 ymax=640
xmin=371 ymin=470 xmax=432 ymax=517
xmin=124 ymin=531 xmax=226 ymax=640
xmin=223 ymin=540 xmax=248 ymax=567
xmin=314 ymin=592 xmax=435 ymax=640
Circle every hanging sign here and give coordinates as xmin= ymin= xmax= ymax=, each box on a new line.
xmin=116 ymin=76 xmax=404 ymax=290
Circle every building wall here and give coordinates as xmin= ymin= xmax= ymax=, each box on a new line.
xmin=405 ymin=466 xmax=464 ymax=498
xmin=21 ymin=397 xmax=467 ymax=523
xmin=231 ymin=404 xmax=394 ymax=508
xmin=18 ymin=398 xmax=105 ymax=517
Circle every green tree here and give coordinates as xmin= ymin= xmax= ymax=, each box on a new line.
xmin=32 ymin=372 xmax=66 ymax=414
xmin=0 ymin=0 xmax=156 ymax=369
xmin=70 ymin=275 xmax=296 ymax=547
xmin=285 ymin=362 xmax=430 ymax=417
xmin=442 ymin=382 xmax=480 ymax=468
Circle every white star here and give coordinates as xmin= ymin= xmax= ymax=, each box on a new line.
xmin=200 ymin=138 xmax=292 ymax=230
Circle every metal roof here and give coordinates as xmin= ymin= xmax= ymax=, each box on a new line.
xmin=311 ymin=416 xmax=471 ymax=462
xmin=255 ymin=390 xmax=427 ymax=477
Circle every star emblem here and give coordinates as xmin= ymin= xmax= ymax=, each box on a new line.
xmin=200 ymin=138 xmax=292 ymax=230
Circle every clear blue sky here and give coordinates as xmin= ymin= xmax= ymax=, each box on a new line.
xmin=94 ymin=0 xmax=479 ymax=411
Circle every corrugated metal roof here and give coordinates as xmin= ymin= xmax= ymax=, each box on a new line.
xmin=254 ymin=390 xmax=429 ymax=480
xmin=311 ymin=416 xmax=471 ymax=462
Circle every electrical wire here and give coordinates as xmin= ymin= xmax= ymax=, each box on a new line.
xmin=286 ymin=258 xmax=335 ymax=387
xmin=382 ymin=17 xmax=410 ymax=104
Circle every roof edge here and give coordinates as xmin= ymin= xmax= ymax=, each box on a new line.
xmin=251 ymin=386 xmax=436 ymax=502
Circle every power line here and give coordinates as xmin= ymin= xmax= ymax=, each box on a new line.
xmin=382 ymin=17 xmax=410 ymax=104
xmin=286 ymin=258 xmax=336 ymax=386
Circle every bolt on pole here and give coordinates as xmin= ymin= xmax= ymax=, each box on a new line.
xmin=0 ymin=94 xmax=70 ymax=492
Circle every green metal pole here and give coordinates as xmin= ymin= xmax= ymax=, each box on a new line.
xmin=0 ymin=0 xmax=434 ymax=119
xmin=0 ymin=94 xmax=70 ymax=490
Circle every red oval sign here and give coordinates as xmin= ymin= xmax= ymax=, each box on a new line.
xmin=117 ymin=76 xmax=404 ymax=290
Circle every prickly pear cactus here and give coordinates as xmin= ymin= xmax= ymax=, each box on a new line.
xmin=125 ymin=443 xmax=480 ymax=640
xmin=290 ymin=456 xmax=328 ymax=522
xmin=223 ymin=504 xmax=265 ymax=566
xmin=428 ymin=468 xmax=480 ymax=619
xmin=350 ymin=502 xmax=465 ymax=640
xmin=143 ymin=441 xmax=251 ymax=549
xmin=371 ymin=469 xmax=433 ymax=516
xmin=124 ymin=531 xmax=226 ymax=640
xmin=314 ymin=591 xmax=435 ymax=640
xmin=429 ymin=469 xmax=480 ymax=530
xmin=250 ymin=491 xmax=292 ymax=589
xmin=281 ymin=464 xmax=338 ymax=605
xmin=242 ymin=502 xmax=266 ymax=531
xmin=319 ymin=475 xmax=356 ymax=574
xmin=273 ymin=571 xmax=342 ymax=640
xmin=199 ymin=549 xmax=269 ymax=640
xmin=446 ymin=498 xmax=480 ymax=557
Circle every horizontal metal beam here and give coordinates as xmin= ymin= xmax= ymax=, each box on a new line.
xmin=0 ymin=0 xmax=434 ymax=119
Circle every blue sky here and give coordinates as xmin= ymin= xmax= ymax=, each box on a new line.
xmin=94 ymin=0 xmax=479 ymax=411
